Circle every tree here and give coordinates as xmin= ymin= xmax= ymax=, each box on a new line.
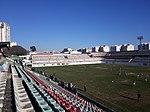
xmin=30 ymin=46 xmax=36 ymax=52
xmin=3 ymin=45 xmax=27 ymax=56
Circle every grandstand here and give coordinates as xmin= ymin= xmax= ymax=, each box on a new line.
xmin=31 ymin=50 xmax=150 ymax=67
xmin=102 ymin=50 xmax=150 ymax=66
xmin=31 ymin=54 xmax=102 ymax=67
xmin=0 ymin=57 xmax=106 ymax=112
xmin=89 ymin=51 xmax=150 ymax=66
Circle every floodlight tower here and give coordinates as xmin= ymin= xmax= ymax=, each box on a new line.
xmin=137 ymin=36 xmax=143 ymax=45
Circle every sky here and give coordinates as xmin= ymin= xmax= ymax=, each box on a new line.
xmin=0 ymin=0 xmax=150 ymax=51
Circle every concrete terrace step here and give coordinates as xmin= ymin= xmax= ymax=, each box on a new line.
xmin=11 ymin=65 xmax=35 ymax=112
xmin=0 ymin=69 xmax=7 ymax=112
xmin=15 ymin=65 xmax=54 ymax=112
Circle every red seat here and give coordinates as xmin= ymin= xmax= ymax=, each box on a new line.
xmin=25 ymin=70 xmax=82 ymax=112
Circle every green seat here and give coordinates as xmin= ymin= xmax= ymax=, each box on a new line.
xmin=53 ymin=103 xmax=65 ymax=112
xmin=54 ymin=103 xmax=60 ymax=108
xmin=48 ymin=98 xmax=56 ymax=104
xmin=56 ymin=107 xmax=65 ymax=112
xmin=44 ymin=92 xmax=49 ymax=97
xmin=41 ymin=105 xmax=53 ymax=112
xmin=49 ymin=99 xmax=57 ymax=109
xmin=41 ymin=90 xmax=46 ymax=94
xmin=28 ymin=85 xmax=34 ymax=89
xmin=46 ymin=95 xmax=51 ymax=100
xmin=32 ymin=89 xmax=38 ymax=94
xmin=36 ymin=95 xmax=43 ymax=101
xmin=34 ymin=92 xmax=40 ymax=96
xmin=39 ymin=87 xmax=43 ymax=91
xmin=29 ymin=86 xmax=35 ymax=90
xmin=39 ymin=100 xmax=47 ymax=106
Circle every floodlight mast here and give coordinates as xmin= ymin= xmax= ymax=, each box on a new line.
xmin=137 ymin=36 xmax=143 ymax=45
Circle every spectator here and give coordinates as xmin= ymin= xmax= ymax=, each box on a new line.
xmin=45 ymin=73 xmax=48 ymax=77
xmin=68 ymin=82 xmax=71 ymax=91
xmin=70 ymin=82 xmax=73 ymax=92
xmin=84 ymin=85 xmax=87 ymax=92
xmin=145 ymin=77 xmax=148 ymax=82
xmin=42 ymin=71 xmax=45 ymax=75
xmin=137 ymin=91 xmax=141 ymax=101
xmin=73 ymin=85 xmax=77 ymax=95
xmin=67 ymin=82 xmax=73 ymax=92
xmin=70 ymin=82 xmax=73 ymax=87
xmin=137 ymin=74 xmax=140 ymax=78
xmin=133 ymin=81 xmax=136 ymax=86
xmin=62 ymin=81 xmax=65 ymax=88
xmin=58 ymin=81 xmax=61 ymax=86
xmin=20 ymin=60 xmax=24 ymax=69
xmin=54 ymin=77 xmax=58 ymax=82
xmin=60 ymin=80 xmax=65 ymax=88
xmin=52 ymin=73 xmax=56 ymax=80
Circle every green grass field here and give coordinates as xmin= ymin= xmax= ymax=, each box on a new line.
xmin=38 ymin=64 xmax=150 ymax=112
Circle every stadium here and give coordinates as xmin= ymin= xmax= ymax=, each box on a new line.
xmin=0 ymin=1 xmax=150 ymax=111
xmin=0 ymin=41 xmax=150 ymax=111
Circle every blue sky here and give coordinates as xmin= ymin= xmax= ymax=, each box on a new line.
xmin=0 ymin=0 xmax=150 ymax=50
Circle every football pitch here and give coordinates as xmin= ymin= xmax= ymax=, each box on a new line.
xmin=38 ymin=64 xmax=150 ymax=112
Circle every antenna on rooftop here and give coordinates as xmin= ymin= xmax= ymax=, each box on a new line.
xmin=137 ymin=36 xmax=143 ymax=45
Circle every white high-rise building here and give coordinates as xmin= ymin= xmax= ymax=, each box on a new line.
xmin=138 ymin=42 xmax=150 ymax=51
xmin=121 ymin=44 xmax=134 ymax=51
xmin=110 ymin=45 xmax=121 ymax=52
xmin=78 ymin=48 xmax=92 ymax=54
xmin=99 ymin=45 xmax=110 ymax=52
xmin=0 ymin=22 xmax=10 ymax=42
xmin=10 ymin=41 xmax=17 ymax=47
xmin=92 ymin=46 xmax=100 ymax=52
